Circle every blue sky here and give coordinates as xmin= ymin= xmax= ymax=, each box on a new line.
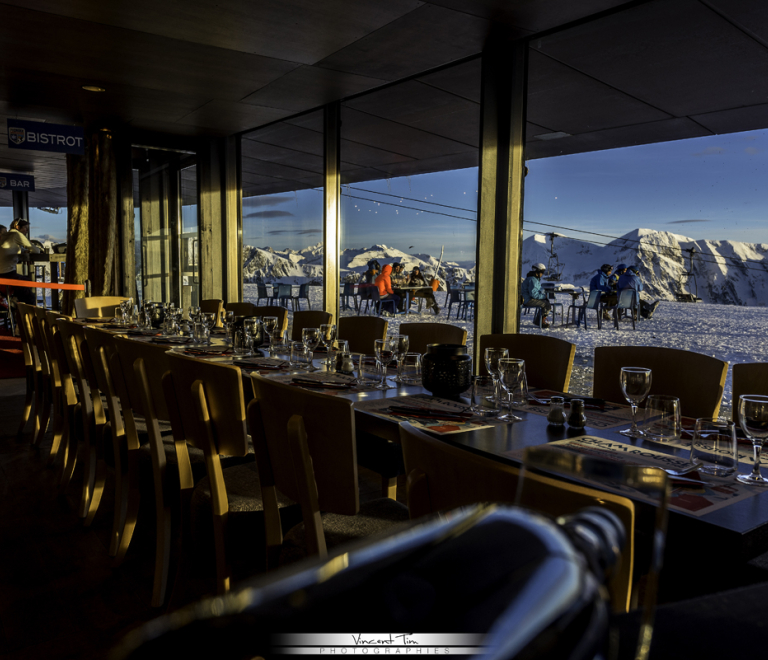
xmin=17 ymin=127 xmax=768 ymax=259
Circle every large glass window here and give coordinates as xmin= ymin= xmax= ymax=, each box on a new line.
xmin=240 ymin=110 xmax=324 ymax=322
xmin=339 ymin=58 xmax=480 ymax=355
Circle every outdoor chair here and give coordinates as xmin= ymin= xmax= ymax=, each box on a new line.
xmin=593 ymin=346 xmax=728 ymax=418
xmin=445 ymin=285 xmax=463 ymax=320
xmin=255 ymin=284 xmax=271 ymax=306
xmin=291 ymin=283 xmax=312 ymax=310
xmin=272 ymin=283 xmax=293 ymax=309
xmin=200 ymin=299 xmax=224 ymax=326
xmin=573 ymin=289 xmax=605 ymax=329
xmin=612 ymin=289 xmax=638 ymax=330
xmin=460 ymin=287 xmax=475 ymax=321
xmin=399 ymin=322 xmax=467 ymax=355
xmin=252 ymin=305 xmax=289 ymax=337
xmin=366 ymin=288 xmax=397 ymax=315
xmin=732 ymin=363 xmax=768 ymax=421
xmin=291 ymin=310 xmax=333 ymax=342
xmin=73 ymin=296 xmax=128 ymax=319
xmin=546 ymin=290 xmax=563 ymax=325
xmin=337 ymin=316 xmax=387 ymax=354
xmin=341 ymin=282 xmax=360 ymax=312
xmin=479 ymin=333 xmax=576 ymax=392
xmin=249 ymin=375 xmax=409 ymax=568
xmin=399 ymin=423 xmax=637 ymax=613
xmin=225 ymin=301 xmax=256 ymax=317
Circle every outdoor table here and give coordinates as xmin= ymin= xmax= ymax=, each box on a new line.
xmin=397 ymin=285 xmax=427 ymax=314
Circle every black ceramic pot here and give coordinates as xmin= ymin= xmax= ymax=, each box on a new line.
xmin=421 ymin=343 xmax=472 ymax=397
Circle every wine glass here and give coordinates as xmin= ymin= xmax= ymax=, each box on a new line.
xmin=202 ymin=312 xmax=216 ymax=345
xmin=188 ymin=305 xmax=200 ymax=323
xmin=391 ymin=334 xmax=409 ymax=383
xmin=485 ymin=347 xmax=509 ymax=405
xmin=302 ymin=327 xmax=320 ymax=371
xmin=262 ymin=316 xmax=278 ymax=357
xmin=243 ymin=319 xmax=259 ymax=356
xmin=497 ymin=358 xmax=525 ymax=422
xmin=374 ymin=338 xmax=395 ymax=390
xmin=737 ymin=395 xmax=768 ymax=486
xmin=319 ymin=323 xmax=336 ymax=365
xmin=619 ymin=367 xmax=652 ymax=438
xmin=223 ymin=310 xmax=235 ymax=344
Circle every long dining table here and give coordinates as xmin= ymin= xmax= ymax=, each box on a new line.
xmin=93 ymin=323 xmax=768 ymax=597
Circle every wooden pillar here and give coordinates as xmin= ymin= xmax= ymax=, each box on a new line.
xmin=475 ymin=39 xmax=528 ymax=361
xmin=323 ymin=102 xmax=341 ymax=322
xmin=62 ymin=150 xmax=89 ymax=315
xmin=116 ymin=136 xmax=136 ymax=300
xmin=88 ymin=128 xmax=119 ymax=297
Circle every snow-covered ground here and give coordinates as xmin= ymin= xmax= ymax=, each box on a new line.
xmin=244 ymin=283 xmax=767 ymax=417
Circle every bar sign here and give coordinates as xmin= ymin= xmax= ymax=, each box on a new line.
xmin=7 ymin=119 xmax=85 ymax=154
xmin=0 ymin=172 xmax=35 ymax=191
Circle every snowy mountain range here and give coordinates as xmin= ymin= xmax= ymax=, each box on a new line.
xmin=244 ymin=227 xmax=768 ymax=304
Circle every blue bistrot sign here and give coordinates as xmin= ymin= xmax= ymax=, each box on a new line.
xmin=7 ymin=119 xmax=84 ymax=154
xmin=0 ymin=172 xmax=35 ymax=191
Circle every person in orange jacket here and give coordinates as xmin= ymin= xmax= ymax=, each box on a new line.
xmin=375 ymin=263 xmax=402 ymax=314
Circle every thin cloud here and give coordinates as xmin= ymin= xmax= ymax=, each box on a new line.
xmin=745 ymin=147 xmax=760 ymax=155
xmin=668 ymin=219 xmax=712 ymax=224
xmin=268 ymin=228 xmax=322 ymax=236
xmin=244 ymin=210 xmax=294 ymax=219
xmin=243 ymin=194 xmax=293 ymax=208
xmin=692 ymin=146 xmax=725 ymax=157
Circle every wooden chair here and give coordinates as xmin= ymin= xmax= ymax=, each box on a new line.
xmin=55 ymin=318 xmax=109 ymax=523
xmin=30 ymin=306 xmax=62 ymax=450
xmin=479 ymin=333 xmax=576 ymax=392
xmin=290 ymin=310 xmax=333 ymax=342
xmin=73 ymin=296 xmax=128 ymax=319
xmin=225 ymin=301 xmax=256 ymax=317
xmin=732 ymin=363 xmax=768 ymax=420
xmin=248 ymin=374 xmax=409 ymax=567
xmin=164 ymin=352 xmax=294 ymax=594
xmin=337 ymin=316 xmax=388 ymax=355
xmin=399 ymin=322 xmax=467 ymax=355
xmin=200 ymin=299 xmax=224 ymax=326
xmin=252 ymin=305 xmax=289 ymax=337
xmin=593 ymin=346 xmax=728 ymax=418
xmin=13 ymin=303 xmax=37 ymax=438
xmin=399 ymin=422 xmax=637 ymax=613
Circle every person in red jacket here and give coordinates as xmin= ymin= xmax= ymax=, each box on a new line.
xmin=375 ymin=264 xmax=401 ymax=313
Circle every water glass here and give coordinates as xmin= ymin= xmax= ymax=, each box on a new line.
xmin=233 ymin=328 xmax=248 ymax=355
xmin=355 ymin=354 xmax=379 ymax=386
xmin=290 ymin=341 xmax=307 ymax=367
xmin=642 ymin=395 xmax=682 ymax=442
xmin=193 ymin=322 xmax=208 ymax=345
xmin=470 ymin=375 xmax=500 ymax=417
xmin=400 ymin=353 xmax=422 ymax=384
xmin=690 ymin=418 xmax=737 ymax=476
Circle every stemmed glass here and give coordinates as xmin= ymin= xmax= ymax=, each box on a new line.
xmin=319 ymin=323 xmax=337 ymax=366
xmin=223 ymin=310 xmax=235 ymax=344
xmin=737 ymin=395 xmax=768 ymax=486
xmin=202 ymin=312 xmax=216 ymax=345
xmin=497 ymin=358 xmax=525 ymax=422
xmin=391 ymin=334 xmax=409 ymax=383
xmin=188 ymin=306 xmax=201 ymax=323
xmin=374 ymin=338 xmax=395 ymax=390
xmin=485 ymin=347 xmax=509 ymax=406
xmin=243 ymin=319 xmax=260 ymax=356
xmin=619 ymin=367 xmax=652 ymax=438
xmin=302 ymin=327 xmax=320 ymax=371
xmin=262 ymin=316 xmax=278 ymax=357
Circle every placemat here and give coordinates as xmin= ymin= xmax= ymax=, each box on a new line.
xmin=266 ymin=371 xmax=381 ymax=393
xmin=522 ymin=389 xmax=635 ymax=430
xmin=504 ymin=436 xmax=762 ymax=517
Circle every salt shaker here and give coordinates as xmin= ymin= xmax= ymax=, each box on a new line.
xmin=546 ymin=396 xmax=567 ymax=427
xmin=567 ymin=399 xmax=587 ymax=429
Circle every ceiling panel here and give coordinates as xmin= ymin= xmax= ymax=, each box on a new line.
xmin=692 ymin=103 xmax=768 ymax=134
xmin=2 ymin=0 xmax=424 ymax=65
xmin=537 ymin=0 xmax=768 ymax=118
xmin=415 ymin=58 xmax=482 ymax=103
xmin=175 ymin=101 xmax=292 ymax=132
xmin=317 ymin=4 xmax=495 ymax=81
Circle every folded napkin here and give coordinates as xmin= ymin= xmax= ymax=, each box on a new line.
xmin=291 ymin=378 xmax=355 ymax=390
xmin=184 ymin=347 xmax=233 ymax=357
xmin=126 ymin=329 xmax=161 ymax=337
xmin=150 ymin=337 xmax=191 ymax=345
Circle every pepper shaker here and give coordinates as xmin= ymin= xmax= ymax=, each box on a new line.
xmin=567 ymin=399 xmax=587 ymax=429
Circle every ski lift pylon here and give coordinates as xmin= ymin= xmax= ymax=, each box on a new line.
xmin=544 ymin=232 xmax=565 ymax=281
xmin=676 ymin=246 xmax=701 ymax=302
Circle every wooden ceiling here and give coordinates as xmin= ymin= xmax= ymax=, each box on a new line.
xmin=1 ymin=0 xmax=768 ymax=204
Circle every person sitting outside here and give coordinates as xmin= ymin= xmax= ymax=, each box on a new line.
xmin=521 ymin=263 xmax=551 ymax=329
xmin=375 ymin=264 xmax=401 ymax=315
xmin=618 ymin=266 xmax=661 ymax=320
xmin=408 ymin=266 xmax=440 ymax=315
xmin=590 ymin=263 xmax=617 ymax=321
xmin=363 ymin=259 xmax=380 ymax=285
xmin=610 ymin=263 xmax=628 ymax=290
xmin=0 ymin=218 xmax=40 ymax=305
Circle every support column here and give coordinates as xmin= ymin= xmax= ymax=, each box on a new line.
xmin=475 ymin=39 xmax=528 ymax=360
xmin=323 ymin=102 xmax=341 ymax=322
xmin=62 ymin=151 xmax=89 ymax=314
xmin=222 ymin=135 xmax=242 ymax=304
xmin=116 ymin=136 xmax=136 ymax=300
xmin=11 ymin=190 xmax=28 ymax=220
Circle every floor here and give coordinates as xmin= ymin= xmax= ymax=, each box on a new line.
xmin=0 ymin=377 xmax=405 ymax=660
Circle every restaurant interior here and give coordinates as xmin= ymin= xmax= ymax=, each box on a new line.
xmin=2 ymin=1 xmax=768 ymax=658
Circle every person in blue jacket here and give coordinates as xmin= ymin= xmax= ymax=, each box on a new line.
xmin=521 ymin=263 xmax=551 ymax=328
xmin=618 ymin=266 xmax=661 ymax=319
xmin=590 ymin=264 xmax=617 ymax=320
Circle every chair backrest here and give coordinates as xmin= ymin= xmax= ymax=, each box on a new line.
xmin=399 ymin=322 xmax=467 ymax=355
xmin=252 ymin=305 xmax=289 ymax=335
xmin=200 ymin=299 xmax=224 ymax=325
xmin=593 ymin=346 xmax=728 ymax=418
xmin=225 ymin=301 xmax=256 ymax=317
xmin=449 ymin=288 xmax=462 ymax=303
xmin=342 ymin=282 xmax=356 ymax=296
xmin=257 ymin=283 xmax=269 ymax=298
xmin=399 ymin=422 xmax=636 ymax=613
xmin=464 ymin=289 xmax=476 ymax=302
xmin=73 ymin=296 xmax=128 ymax=318
xmin=298 ymin=283 xmax=310 ymax=297
xmin=112 ymin=336 xmax=175 ymax=420
xmin=55 ymin=318 xmax=105 ymax=426
xmin=13 ymin=302 xmax=34 ymax=367
xmin=337 ymin=315 xmax=388 ymax=354
xmin=732 ymin=363 xmax=768 ymax=420
xmin=617 ymin=289 xmax=637 ymax=309
xmin=585 ymin=289 xmax=602 ymax=309
xmin=274 ymin=284 xmax=292 ymax=298
xmin=249 ymin=375 xmax=359 ymax=516
xmin=479 ymin=333 xmax=576 ymax=392
xmin=291 ymin=310 xmax=333 ymax=341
